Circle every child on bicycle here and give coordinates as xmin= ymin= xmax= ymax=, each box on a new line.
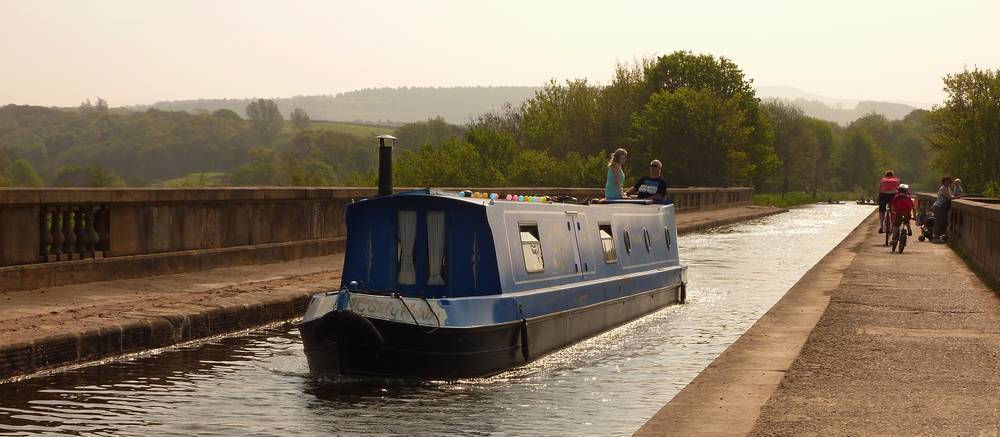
xmin=889 ymin=184 xmax=914 ymax=236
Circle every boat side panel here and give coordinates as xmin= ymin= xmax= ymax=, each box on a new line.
xmin=488 ymin=202 xmax=680 ymax=294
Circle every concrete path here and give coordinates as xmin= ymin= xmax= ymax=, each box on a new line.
xmin=0 ymin=204 xmax=783 ymax=381
xmin=638 ymin=212 xmax=1000 ymax=436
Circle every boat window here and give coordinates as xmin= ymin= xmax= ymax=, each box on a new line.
xmin=397 ymin=210 xmax=417 ymax=285
xmin=643 ymin=228 xmax=651 ymax=252
xmin=599 ymin=223 xmax=617 ymax=263
xmin=519 ymin=224 xmax=544 ymax=273
xmin=623 ymin=228 xmax=632 ymax=254
xmin=427 ymin=211 xmax=446 ymax=285
xmin=664 ymin=226 xmax=672 ymax=250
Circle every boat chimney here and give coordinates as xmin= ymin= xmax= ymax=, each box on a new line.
xmin=376 ymin=134 xmax=396 ymax=196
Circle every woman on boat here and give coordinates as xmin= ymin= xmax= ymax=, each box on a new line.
xmin=605 ymin=148 xmax=628 ymax=200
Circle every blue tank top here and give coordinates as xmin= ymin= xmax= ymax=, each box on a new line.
xmin=605 ymin=166 xmax=624 ymax=199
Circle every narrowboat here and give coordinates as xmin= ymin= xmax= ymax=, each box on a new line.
xmin=298 ymin=189 xmax=688 ymax=378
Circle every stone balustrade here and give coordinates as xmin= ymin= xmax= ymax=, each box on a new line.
xmin=0 ymin=186 xmax=753 ymax=291
xmin=916 ymin=192 xmax=1000 ymax=289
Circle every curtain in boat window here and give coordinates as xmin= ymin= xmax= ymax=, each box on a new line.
xmin=397 ymin=210 xmax=417 ymax=285
xmin=427 ymin=211 xmax=446 ymax=285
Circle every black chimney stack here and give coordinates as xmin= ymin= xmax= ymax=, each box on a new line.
xmin=377 ymin=135 xmax=396 ymax=196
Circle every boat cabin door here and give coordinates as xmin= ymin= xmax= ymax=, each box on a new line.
xmin=566 ymin=211 xmax=591 ymax=276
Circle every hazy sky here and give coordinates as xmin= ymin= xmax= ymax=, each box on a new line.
xmin=2 ymin=0 xmax=997 ymax=107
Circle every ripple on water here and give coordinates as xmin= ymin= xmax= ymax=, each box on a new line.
xmin=0 ymin=204 xmax=874 ymax=436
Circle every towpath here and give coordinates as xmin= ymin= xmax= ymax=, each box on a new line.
xmin=637 ymin=212 xmax=1000 ymax=436
xmin=0 ymin=204 xmax=784 ymax=380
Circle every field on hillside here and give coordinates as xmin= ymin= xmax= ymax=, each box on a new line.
xmin=284 ymin=121 xmax=397 ymax=137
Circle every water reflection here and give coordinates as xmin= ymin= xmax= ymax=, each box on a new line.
xmin=0 ymin=205 xmax=873 ymax=436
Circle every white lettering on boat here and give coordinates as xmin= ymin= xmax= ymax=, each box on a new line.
xmin=347 ymin=294 xmax=448 ymax=326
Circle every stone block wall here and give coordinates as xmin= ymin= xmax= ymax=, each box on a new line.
xmin=917 ymin=192 xmax=1000 ymax=289
xmin=0 ymin=186 xmax=753 ymax=291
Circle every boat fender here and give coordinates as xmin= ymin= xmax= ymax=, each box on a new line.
xmin=520 ymin=319 xmax=530 ymax=361
xmin=677 ymin=283 xmax=687 ymax=304
xmin=318 ymin=310 xmax=385 ymax=352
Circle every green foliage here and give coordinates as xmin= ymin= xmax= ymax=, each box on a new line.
xmin=982 ymin=181 xmax=1000 ymax=199
xmin=928 ymin=67 xmax=1000 ymax=193
xmin=230 ymin=146 xmax=285 ymax=185
xmin=211 ymin=109 xmax=243 ymax=121
xmin=287 ymin=158 xmax=337 ymax=186
xmin=641 ymin=52 xmax=778 ymax=186
xmin=308 ymin=121 xmax=396 ymax=137
xmin=464 ymin=127 xmax=518 ymax=176
xmin=6 ymin=159 xmax=45 ymax=187
xmin=631 ymin=88 xmax=754 ymax=186
xmin=392 ymin=136 xmax=608 ymax=188
xmin=521 ymin=79 xmax=602 ymax=154
xmin=394 ymin=117 xmax=465 ymax=151
xmin=52 ymin=165 xmax=126 ymax=187
xmin=160 ymin=172 xmax=226 ymax=187
xmin=290 ymin=108 xmax=311 ymax=131
xmin=395 ymin=139 xmax=504 ymax=187
xmin=245 ymin=99 xmax=284 ymax=145
xmin=506 ymin=149 xmax=560 ymax=186
xmin=836 ymin=129 xmax=879 ymax=191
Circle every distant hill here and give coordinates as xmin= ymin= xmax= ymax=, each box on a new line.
xmin=133 ymin=85 xmax=921 ymax=126
xmin=755 ymin=86 xmax=923 ymax=124
xmin=133 ymin=87 xmax=541 ymax=125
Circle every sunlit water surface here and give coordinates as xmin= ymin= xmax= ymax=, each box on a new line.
xmin=0 ymin=204 xmax=873 ymax=436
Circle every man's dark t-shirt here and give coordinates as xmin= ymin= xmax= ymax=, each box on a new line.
xmin=632 ymin=176 xmax=667 ymax=199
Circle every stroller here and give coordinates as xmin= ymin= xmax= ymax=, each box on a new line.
xmin=917 ymin=211 xmax=937 ymax=242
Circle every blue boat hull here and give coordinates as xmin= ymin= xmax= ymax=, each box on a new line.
xmin=299 ymin=283 xmax=684 ymax=378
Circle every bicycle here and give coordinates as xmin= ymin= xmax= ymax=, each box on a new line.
xmin=891 ymin=215 xmax=908 ymax=254
xmin=881 ymin=210 xmax=892 ymax=246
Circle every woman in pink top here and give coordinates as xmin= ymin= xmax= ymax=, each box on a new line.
xmin=877 ymin=170 xmax=900 ymax=233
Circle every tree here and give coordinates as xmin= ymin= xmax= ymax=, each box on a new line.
xmin=395 ymin=139 xmax=503 ymax=187
xmin=520 ymin=79 xmax=602 ymax=154
xmin=630 ymin=88 xmax=755 ymax=186
xmin=230 ymin=146 xmax=285 ymax=185
xmin=928 ymin=67 xmax=1000 ymax=193
xmin=394 ymin=117 xmax=464 ymax=151
xmin=761 ymin=99 xmax=808 ymax=193
xmin=212 ymin=108 xmax=243 ymax=121
xmin=507 ymin=149 xmax=560 ymax=186
xmin=465 ymin=127 xmax=518 ymax=177
xmin=245 ymin=99 xmax=284 ymax=145
xmin=836 ymin=130 xmax=878 ymax=191
xmin=290 ymin=108 xmax=311 ymax=131
xmin=639 ymin=51 xmax=777 ymax=186
xmin=95 ymin=98 xmax=109 ymax=113
xmin=6 ymin=159 xmax=44 ymax=187
xmin=53 ymin=165 xmax=126 ymax=187
xmin=598 ymin=60 xmax=649 ymax=147
xmin=802 ymin=118 xmax=836 ymax=197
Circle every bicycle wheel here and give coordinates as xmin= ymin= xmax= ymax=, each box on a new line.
xmin=884 ymin=218 xmax=891 ymax=246
xmin=898 ymin=227 xmax=907 ymax=253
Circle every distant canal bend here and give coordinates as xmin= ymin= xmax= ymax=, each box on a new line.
xmin=0 ymin=204 xmax=872 ymax=436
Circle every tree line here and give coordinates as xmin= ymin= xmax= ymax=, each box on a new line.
xmin=390 ymin=51 xmax=939 ymax=194
xmin=2 ymin=53 xmax=996 ymax=197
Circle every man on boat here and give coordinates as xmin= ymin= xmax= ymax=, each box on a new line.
xmin=626 ymin=159 xmax=668 ymax=201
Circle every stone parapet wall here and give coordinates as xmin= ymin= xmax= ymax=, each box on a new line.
xmin=917 ymin=192 xmax=1000 ymax=289
xmin=0 ymin=186 xmax=753 ymax=291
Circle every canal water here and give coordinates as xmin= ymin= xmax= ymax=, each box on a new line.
xmin=0 ymin=204 xmax=873 ymax=436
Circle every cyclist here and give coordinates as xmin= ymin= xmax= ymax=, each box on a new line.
xmin=877 ymin=170 xmax=900 ymax=233
xmin=889 ymin=184 xmax=914 ymax=237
